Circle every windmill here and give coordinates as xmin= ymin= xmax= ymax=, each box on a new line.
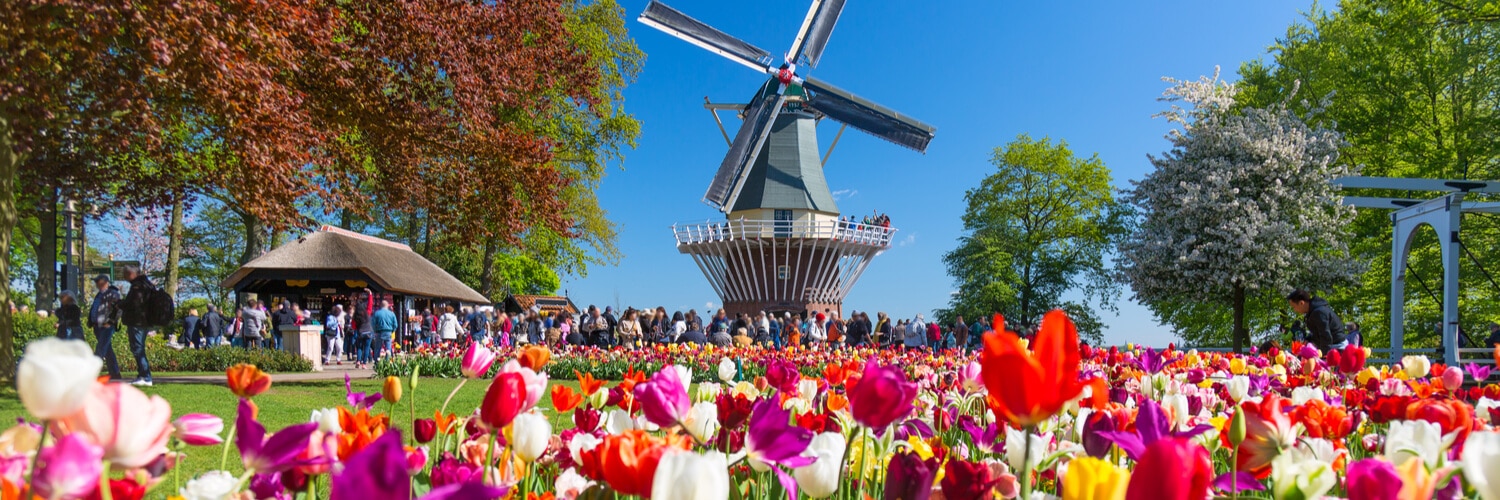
xmin=642 ymin=0 xmax=937 ymax=317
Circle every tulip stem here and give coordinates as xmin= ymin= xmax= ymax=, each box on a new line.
xmin=1020 ymin=428 xmax=1034 ymax=500
xmin=220 ymin=419 xmax=239 ymax=471
xmin=24 ymin=420 xmax=47 ymax=499
xmin=483 ymin=432 xmax=496 ymax=486
xmin=439 ymin=379 xmax=467 ymax=421
xmin=100 ymin=460 xmax=114 ymax=500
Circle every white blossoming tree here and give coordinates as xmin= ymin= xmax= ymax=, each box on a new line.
xmin=1118 ymin=72 xmax=1363 ymax=352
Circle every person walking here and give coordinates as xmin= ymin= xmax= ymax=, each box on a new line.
xmin=118 ymin=265 xmax=156 ymax=386
xmin=88 ymin=274 xmax=124 ymax=381
xmin=199 ymin=304 xmax=226 ymax=348
xmin=437 ymin=304 xmax=461 ymax=343
xmin=240 ymin=300 xmax=267 ymax=350
xmin=372 ymin=300 xmax=399 ymax=361
xmin=903 ymin=316 xmax=926 ymax=350
xmin=55 ymin=290 xmax=83 ymax=341
xmin=324 ymin=305 xmax=347 ymax=365
xmin=1287 ymin=289 xmax=1348 ymax=352
xmin=181 ymin=308 xmax=201 ymax=349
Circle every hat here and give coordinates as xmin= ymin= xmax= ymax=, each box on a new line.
xmin=93 ymin=274 xmax=111 ymax=284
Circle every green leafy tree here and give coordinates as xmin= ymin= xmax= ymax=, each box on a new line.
xmin=940 ymin=135 xmax=1125 ymax=344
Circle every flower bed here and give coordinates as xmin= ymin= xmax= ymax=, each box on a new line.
xmin=9 ymin=310 xmax=1500 ymax=500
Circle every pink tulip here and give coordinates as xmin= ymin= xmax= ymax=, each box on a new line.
xmin=34 ymin=434 xmax=102 ymax=500
xmin=500 ymin=359 xmax=546 ymax=412
xmin=959 ymin=361 xmax=983 ymax=392
xmin=634 ymin=365 xmax=690 ymax=428
xmin=53 ymin=383 xmax=174 ymax=468
xmin=173 ymin=413 xmax=224 ymax=446
xmin=461 ymin=343 xmax=496 ymax=379
xmin=1440 ymin=366 xmax=1464 ymax=392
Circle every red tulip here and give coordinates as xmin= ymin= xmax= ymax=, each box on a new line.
xmin=412 ymin=419 xmax=437 ymax=444
xmin=1125 ymin=438 xmax=1212 ymax=500
xmin=941 ymin=458 xmax=1000 ymax=500
xmin=1338 ymin=345 xmax=1367 ymax=374
xmin=848 ymin=357 xmax=917 ymax=430
xmin=479 ymin=372 xmax=527 ymax=430
xmin=980 ymin=310 xmax=1096 ymax=427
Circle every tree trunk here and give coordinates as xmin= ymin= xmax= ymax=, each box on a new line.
xmin=0 ymin=116 xmax=24 ymax=380
xmin=478 ymin=241 xmax=497 ymax=300
xmin=1231 ymin=283 xmax=1248 ymax=353
xmin=35 ymin=187 xmax=56 ymax=310
xmin=163 ymin=194 xmax=185 ymax=297
xmin=239 ymin=210 xmax=265 ymax=265
xmin=420 ymin=218 xmax=433 ymax=258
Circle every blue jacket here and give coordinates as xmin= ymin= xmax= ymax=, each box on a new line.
xmin=372 ymin=308 xmax=400 ymax=334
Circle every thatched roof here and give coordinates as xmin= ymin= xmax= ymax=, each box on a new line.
xmin=221 ymin=226 xmax=489 ymax=304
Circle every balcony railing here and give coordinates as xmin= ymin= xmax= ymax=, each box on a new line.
xmin=673 ymin=219 xmax=897 ymax=247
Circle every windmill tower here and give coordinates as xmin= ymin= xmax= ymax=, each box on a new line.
xmin=640 ymin=0 xmax=936 ymax=317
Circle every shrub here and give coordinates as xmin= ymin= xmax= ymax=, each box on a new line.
xmin=11 ymin=312 xmax=57 ymax=361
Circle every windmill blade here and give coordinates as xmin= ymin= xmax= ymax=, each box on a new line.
xmin=788 ymin=0 xmax=846 ymax=69
xmin=639 ymin=0 xmax=774 ymax=72
xmin=802 ymin=76 xmax=936 ymax=153
xmin=704 ymin=94 xmax=787 ymax=211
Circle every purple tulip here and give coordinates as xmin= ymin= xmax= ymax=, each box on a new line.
xmin=421 ymin=482 xmax=509 ymax=500
xmin=238 ymin=399 xmax=319 ymax=475
xmin=883 ymin=450 xmax=937 ymax=500
xmin=1344 ymin=459 xmax=1400 ymax=500
xmin=1135 ymin=347 xmax=1166 ymax=374
xmin=1211 ymin=471 xmax=1264 ymax=494
xmin=250 ymin=472 xmax=290 ymax=500
xmin=345 ymin=373 xmax=383 ymax=410
xmin=634 ymin=365 xmax=690 ymax=428
xmin=331 ymin=430 xmax=410 ymax=500
xmin=1081 ymin=411 xmax=1116 ymax=458
xmin=1096 ymin=399 xmax=1213 ymax=460
xmin=893 ymin=418 xmax=934 ymax=442
xmin=1466 ymin=363 xmax=1491 ymax=383
xmin=34 ymin=433 xmax=103 ymax=500
xmin=959 ymin=418 xmax=1001 ymax=455
xmin=744 ymin=399 xmax=815 ymax=498
xmin=848 ymin=357 xmax=917 ymax=432
xmin=174 ymin=413 xmax=225 ymax=446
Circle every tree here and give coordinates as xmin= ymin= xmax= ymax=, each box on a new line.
xmin=940 ymin=135 xmax=1124 ymax=344
xmin=1237 ymin=0 xmax=1500 ymax=346
xmin=1118 ymin=73 xmax=1363 ymax=352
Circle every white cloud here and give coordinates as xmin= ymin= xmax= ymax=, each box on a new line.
xmin=705 ymin=301 xmax=716 ymax=309
xmin=898 ymin=233 xmax=917 ymax=247
xmin=831 ymin=189 xmax=858 ymax=201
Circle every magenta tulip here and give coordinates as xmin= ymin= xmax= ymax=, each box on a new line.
xmin=634 ymin=365 xmax=690 ymax=428
xmin=331 ymin=431 xmax=410 ymax=500
xmin=33 ymin=434 xmax=103 ymax=500
xmin=461 ymin=343 xmax=496 ymax=379
xmin=1344 ymin=459 xmax=1400 ymax=500
xmin=883 ymin=449 xmax=937 ymax=500
xmin=173 ymin=413 xmax=225 ymax=446
xmin=848 ymin=357 xmax=917 ymax=431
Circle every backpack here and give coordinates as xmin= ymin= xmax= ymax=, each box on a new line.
xmin=144 ymin=283 xmax=175 ymax=327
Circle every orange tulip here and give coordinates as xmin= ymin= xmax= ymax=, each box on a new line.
xmin=433 ymin=410 xmax=458 ymax=435
xmin=226 ymin=364 xmax=272 ymax=399
xmin=823 ymin=363 xmax=853 ymax=387
xmin=595 ymin=429 xmax=689 ymax=497
xmin=551 ymin=385 xmax=584 ymax=413
xmin=575 ymin=370 xmax=604 ymax=397
xmin=826 ymin=392 xmax=849 ymax=412
xmin=980 ymin=310 xmax=1092 ymax=427
xmin=381 ymin=376 xmax=402 ymax=404
xmin=337 ymin=407 xmax=389 ymax=460
xmin=518 ymin=346 xmax=551 ymax=372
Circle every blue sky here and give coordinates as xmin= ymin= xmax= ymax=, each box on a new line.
xmin=563 ymin=0 xmax=1318 ymax=347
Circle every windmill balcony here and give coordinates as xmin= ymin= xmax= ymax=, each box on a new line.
xmin=672 ymin=219 xmax=897 ymax=247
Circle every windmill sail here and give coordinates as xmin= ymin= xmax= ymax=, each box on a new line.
xmin=704 ymin=93 xmax=788 ymax=210
xmin=802 ymin=76 xmax=936 ymax=153
xmin=789 ymin=0 xmax=847 ymax=69
xmin=639 ymin=1 xmax=773 ymax=72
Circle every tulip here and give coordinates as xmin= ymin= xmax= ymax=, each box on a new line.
xmin=517 ymin=345 xmax=551 ymax=372
xmin=423 ymin=482 xmax=509 ymax=500
xmin=680 ymin=402 xmax=720 ymax=443
xmin=512 ymin=412 xmax=551 ymax=463
xmin=311 ymin=408 xmax=342 ymax=435
xmin=479 ymin=372 xmax=528 ymax=430
xmin=635 ymin=365 xmax=691 ymax=428
xmin=1061 ymin=457 xmax=1128 ymax=500
xmin=173 ymin=414 xmax=225 ymax=446
xmin=236 ymin=399 xmax=319 ymax=474
xmin=382 ymin=376 xmax=403 ymax=404
xmin=883 ymin=449 xmax=937 ymax=500
xmin=331 ymin=431 xmax=412 ymax=500
xmin=1124 ymin=438 xmax=1212 ymax=500
xmin=226 ymin=363 xmax=272 ymax=399
xmin=1345 ymin=459 xmax=1400 ymax=500
xmin=18 ymin=338 xmax=102 ymax=420
xmin=942 ymin=457 xmax=1001 ymax=500
xmin=1462 ymin=431 xmax=1500 ymax=500
xmin=1338 ymin=345 xmax=1367 ymax=374
xmin=650 ymin=450 xmax=730 ymax=500
xmin=1439 ymin=366 xmax=1464 ymax=392
xmin=552 ymin=385 xmax=584 ymax=413
xmin=33 ymin=433 xmax=103 ymax=500
xmin=179 ymin=471 xmax=239 ymax=500
xmin=1401 ymin=355 xmax=1431 ymax=379
xmin=847 ymin=357 xmax=917 ymax=431
xmin=1268 ymin=452 xmax=1335 ymax=500
xmin=556 ymin=469 xmax=596 ymax=500
xmin=413 ymin=419 xmax=438 ymax=444
xmin=1384 ymin=419 xmax=1445 ymax=468
xmin=499 ymin=360 xmax=547 ymax=412
xmin=460 ymin=343 xmax=496 ymax=378
xmin=597 ymin=430 xmax=687 ymax=497
xmin=344 ymin=373 xmax=383 ymax=410
xmin=1004 ymin=427 xmax=1046 ymax=474
xmin=53 ymin=383 xmax=173 ymax=468
xmin=1225 ymin=375 xmax=1251 ymax=402
xmin=718 ymin=357 xmax=737 ymax=383
xmin=1096 ymin=398 xmax=1214 ymax=461
xmin=793 ymin=447 xmax=841 ymax=499
xmin=1233 ymin=394 xmax=1298 ymax=478
xmin=95 ymin=477 xmax=147 ymax=500
xmin=980 ymin=310 xmax=1099 ymax=427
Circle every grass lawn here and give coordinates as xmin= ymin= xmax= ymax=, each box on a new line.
xmin=0 ymin=374 xmax=584 ymax=487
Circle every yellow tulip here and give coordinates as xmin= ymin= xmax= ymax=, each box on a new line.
xmin=1356 ymin=367 xmax=1380 ymax=386
xmin=1063 ymin=457 xmax=1130 ymax=500
xmin=1229 ymin=358 xmax=1247 ymax=375
xmin=382 ymin=376 xmax=403 ymax=404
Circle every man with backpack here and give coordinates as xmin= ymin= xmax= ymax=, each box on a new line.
xmin=120 ymin=264 xmax=168 ymax=386
xmin=89 ymin=274 xmax=124 ymax=381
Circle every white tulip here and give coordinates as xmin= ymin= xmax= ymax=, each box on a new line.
xmin=672 ymin=365 xmax=693 ymax=387
xmin=718 ymin=358 xmax=737 ymax=383
xmin=1225 ymin=375 xmax=1250 ymax=402
xmin=731 ymin=381 xmax=761 ymax=400
xmin=555 ymin=468 xmax=595 ymax=500
xmin=568 ymin=433 xmax=602 ymax=465
xmin=680 ymin=401 xmax=720 ymax=443
xmin=180 ymin=471 xmax=238 ymax=500
xmin=512 ymin=412 xmax=551 ymax=463
xmin=1478 ymin=398 xmax=1500 ymax=424
xmin=798 ymin=378 xmax=819 ymax=402
xmin=310 ymin=408 xmax=342 ymax=434
xmin=587 ymin=385 xmax=609 ymax=409
xmin=651 ymin=450 xmax=730 ymax=500
xmin=1290 ymin=387 xmax=1324 ymax=407
xmin=1384 ymin=419 xmax=1448 ymax=468
xmin=1401 ymin=355 xmax=1431 ymax=379
xmin=793 ymin=449 xmax=841 ymax=499
xmin=605 ymin=409 xmax=636 ymax=435
xmin=805 ymin=432 xmax=846 ymax=458
xmin=1269 ymin=453 xmax=1335 ymax=500
xmin=1462 ymin=431 xmax=1500 ymax=500
xmin=695 ymin=382 xmax=722 ymax=403
xmin=1005 ymin=427 xmax=1047 ymax=473
xmin=18 ymin=338 xmax=102 ymax=420
xmin=1161 ymin=394 xmax=1190 ymax=431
